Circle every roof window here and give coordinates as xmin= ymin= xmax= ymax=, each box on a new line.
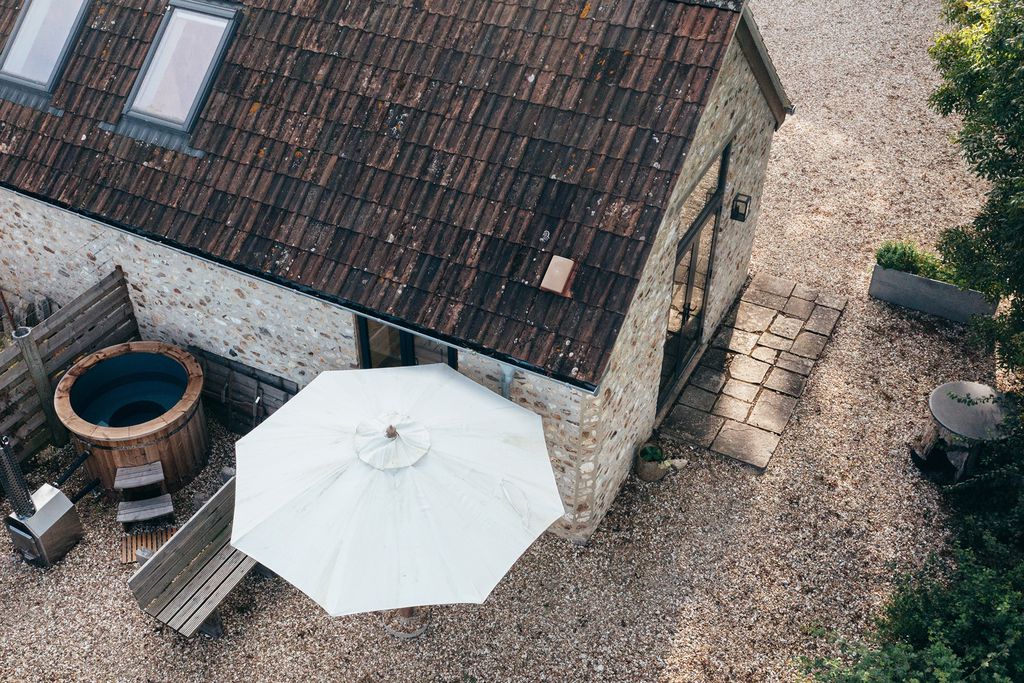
xmin=123 ymin=0 xmax=237 ymax=133
xmin=0 ymin=0 xmax=90 ymax=92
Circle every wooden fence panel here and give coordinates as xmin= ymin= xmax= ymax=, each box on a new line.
xmin=0 ymin=267 xmax=140 ymax=462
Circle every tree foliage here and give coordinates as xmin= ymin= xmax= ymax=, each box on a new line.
xmin=930 ymin=0 xmax=1024 ymax=371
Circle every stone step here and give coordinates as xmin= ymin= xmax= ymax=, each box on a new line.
xmin=117 ymin=494 xmax=174 ymax=524
xmin=114 ymin=462 xmax=165 ymax=491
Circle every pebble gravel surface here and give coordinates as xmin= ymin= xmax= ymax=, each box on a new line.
xmin=0 ymin=0 xmax=993 ymax=681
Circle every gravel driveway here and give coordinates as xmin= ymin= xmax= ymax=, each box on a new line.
xmin=0 ymin=1 xmax=992 ymax=681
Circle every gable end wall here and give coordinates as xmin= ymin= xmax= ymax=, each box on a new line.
xmin=564 ymin=36 xmax=780 ymax=541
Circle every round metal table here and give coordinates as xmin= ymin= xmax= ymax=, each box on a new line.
xmin=928 ymin=381 xmax=1006 ymax=443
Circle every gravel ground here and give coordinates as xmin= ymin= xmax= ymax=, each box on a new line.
xmin=0 ymin=0 xmax=993 ymax=681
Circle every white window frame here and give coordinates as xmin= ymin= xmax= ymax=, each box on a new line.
xmin=0 ymin=0 xmax=91 ymax=93
xmin=123 ymin=0 xmax=238 ymax=134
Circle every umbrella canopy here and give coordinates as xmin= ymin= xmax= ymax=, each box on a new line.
xmin=230 ymin=363 xmax=564 ymax=617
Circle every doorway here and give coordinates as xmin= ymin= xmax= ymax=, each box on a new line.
xmin=657 ymin=144 xmax=731 ymax=410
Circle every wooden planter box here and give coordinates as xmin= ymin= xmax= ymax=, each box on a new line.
xmin=868 ymin=264 xmax=996 ymax=323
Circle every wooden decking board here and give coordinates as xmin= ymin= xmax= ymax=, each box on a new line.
xmin=114 ymin=462 xmax=166 ymax=490
xmin=117 ymin=494 xmax=174 ymax=523
xmin=120 ymin=527 xmax=177 ymax=564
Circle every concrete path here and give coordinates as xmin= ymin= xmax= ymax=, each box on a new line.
xmin=661 ymin=272 xmax=847 ymax=470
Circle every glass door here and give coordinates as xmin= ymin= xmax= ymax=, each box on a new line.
xmin=659 ymin=213 xmax=716 ymax=404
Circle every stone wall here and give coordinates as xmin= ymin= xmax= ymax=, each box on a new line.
xmin=0 ymin=190 xmax=361 ymax=381
xmin=562 ymin=35 xmax=780 ymax=541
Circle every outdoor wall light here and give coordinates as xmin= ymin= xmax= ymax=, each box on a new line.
xmin=731 ymin=194 xmax=752 ymax=222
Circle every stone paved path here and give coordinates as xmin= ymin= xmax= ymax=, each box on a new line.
xmin=660 ymin=272 xmax=847 ymax=470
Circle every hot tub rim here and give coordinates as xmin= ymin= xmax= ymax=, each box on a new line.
xmin=54 ymin=341 xmax=204 ymax=444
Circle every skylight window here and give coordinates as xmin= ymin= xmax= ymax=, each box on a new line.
xmin=124 ymin=0 xmax=237 ymax=133
xmin=0 ymin=0 xmax=90 ymax=92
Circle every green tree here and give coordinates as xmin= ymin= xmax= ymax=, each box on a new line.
xmin=930 ymin=0 xmax=1024 ymax=371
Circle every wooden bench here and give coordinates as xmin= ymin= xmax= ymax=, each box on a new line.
xmin=114 ymin=462 xmax=166 ymax=490
xmin=128 ymin=477 xmax=255 ymax=637
xmin=117 ymin=494 xmax=174 ymax=523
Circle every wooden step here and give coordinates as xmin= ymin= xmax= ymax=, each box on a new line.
xmin=118 ymin=495 xmax=174 ymax=524
xmin=114 ymin=462 xmax=166 ymax=491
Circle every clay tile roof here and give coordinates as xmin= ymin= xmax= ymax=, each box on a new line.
xmin=0 ymin=0 xmax=743 ymax=389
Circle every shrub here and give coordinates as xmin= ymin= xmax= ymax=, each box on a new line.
xmin=876 ymin=240 xmax=955 ymax=283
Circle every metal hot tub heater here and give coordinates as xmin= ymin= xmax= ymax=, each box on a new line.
xmin=0 ymin=435 xmax=97 ymax=567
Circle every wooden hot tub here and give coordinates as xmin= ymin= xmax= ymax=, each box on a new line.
xmin=54 ymin=341 xmax=207 ymax=493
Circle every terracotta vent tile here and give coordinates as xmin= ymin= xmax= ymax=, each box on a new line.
xmin=540 ymin=255 xmax=576 ymax=296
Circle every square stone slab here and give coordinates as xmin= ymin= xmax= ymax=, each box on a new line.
xmin=680 ymin=385 xmax=717 ymax=412
xmin=783 ymin=296 xmax=816 ymax=320
xmin=770 ymin=315 xmax=805 ymax=340
xmin=691 ymin=366 xmax=727 ymax=393
xmin=700 ymin=347 xmax=730 ymax=371
xmin=804 ymin=305 xmax=841 ymax=335
xmin=751 ymin=273 xmax=797 ymax=298
xmin=722 ymin=378 xmax=760 ymax=402
xmin=662 ymin=406 xmax=725 ymax=448
xmin=764 ymin=367 xmax=807 ymax=398
xmin=713 ymin=394 xmax=752 ymax=421
xmin=711 ymin=421 xmax=781 ymax=471
xmin=758 ymin=332 xmax=793 ymax=352
xmin=791 ymin=331 xmax=829 ymax=359
xmin=816 ymin=292 xmax=848 ymax=311
xmin=730 ymin=301 xmax=778 ymax=333
xmin=729 ymin=355 xmax=771 ymax=384
xmin=751 ymin=346 xmax=778 ymax=364
xmin=777 ymin=352 xmax=814 ymax=376
xmin=748 ymin=390 xmax=798 ymax=434
xmin=742 ymin=288 xmax=789 ymax=311
xmin=713 ymin=327 xmax=760 ymax=355
xmin=792 ymin=283 xmax=819 ymax=301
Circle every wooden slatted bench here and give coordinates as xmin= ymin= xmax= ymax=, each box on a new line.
xmin=117 ymin=494 xmax=174 ymax=523
xmin=128 ymin=478 xmax=256 ymax=637
xmin=114 ymin=462 xmax=166 ymax=490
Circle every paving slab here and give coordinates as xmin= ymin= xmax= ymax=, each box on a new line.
xmin=700 ymin=347 xmax=730 ymax=370
xmin=662 ymin=406 xmax=724 ymax=448
xmin=742 ymin=288 xmax=789 ymax=311
xmin=751 ymin=346 xmax=778 ymax=364
xmin=783 ymin=296 xmax=816 ymax=320
xmin=764 ymin=367 xmax=806 ymax=397
xmin=730 ymin=301 xmax=778 ymax=332
xmin=758 ymin=332 xmax=793 ymax=352
xmin=748 ymin=391 xmax=798 ymax=434
xmin=722 ymin=379 xmax=760 ymax=402
xmin=792 ymin=283 xmax=819 ymax=301
xmin=791 ymin=331 xmax=829 ymax=359
xmin=816 ymin=292 xmax=848 ymax=311
xmin=680 ymin=385 xmax=717 ymax=411
xmin=713 ymin=327 xmax=759 ymax=354
xmin=751 ymin=273 xmax=797 ymax=298
xmin=711 ymin=421 xmax=780 ymax=471
xmin=804 ymin=305 xmax=841 ymax=335
xmin=691 ymin=366 xmax=728 ymax=393
xmin=777 ymin=352 xmax=815 ymax=376
xmin=769 ymin=315 xmax=804 ymax=340
xmin=729 ymin=355 xmax=771 ymax=384
xmin=713 ymin=395 xmax=752 ymax=421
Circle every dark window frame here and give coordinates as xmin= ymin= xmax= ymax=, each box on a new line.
xmin=356 ymin=316 xmax=459 ymax=370
xmin=122 ymin=0 xmax=239 ymax=135
xmin=0 ymin=0 xmax=92 ymax=95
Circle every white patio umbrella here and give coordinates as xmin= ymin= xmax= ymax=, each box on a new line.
xmin=230 ymin=363 xmax=564 ymax=618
